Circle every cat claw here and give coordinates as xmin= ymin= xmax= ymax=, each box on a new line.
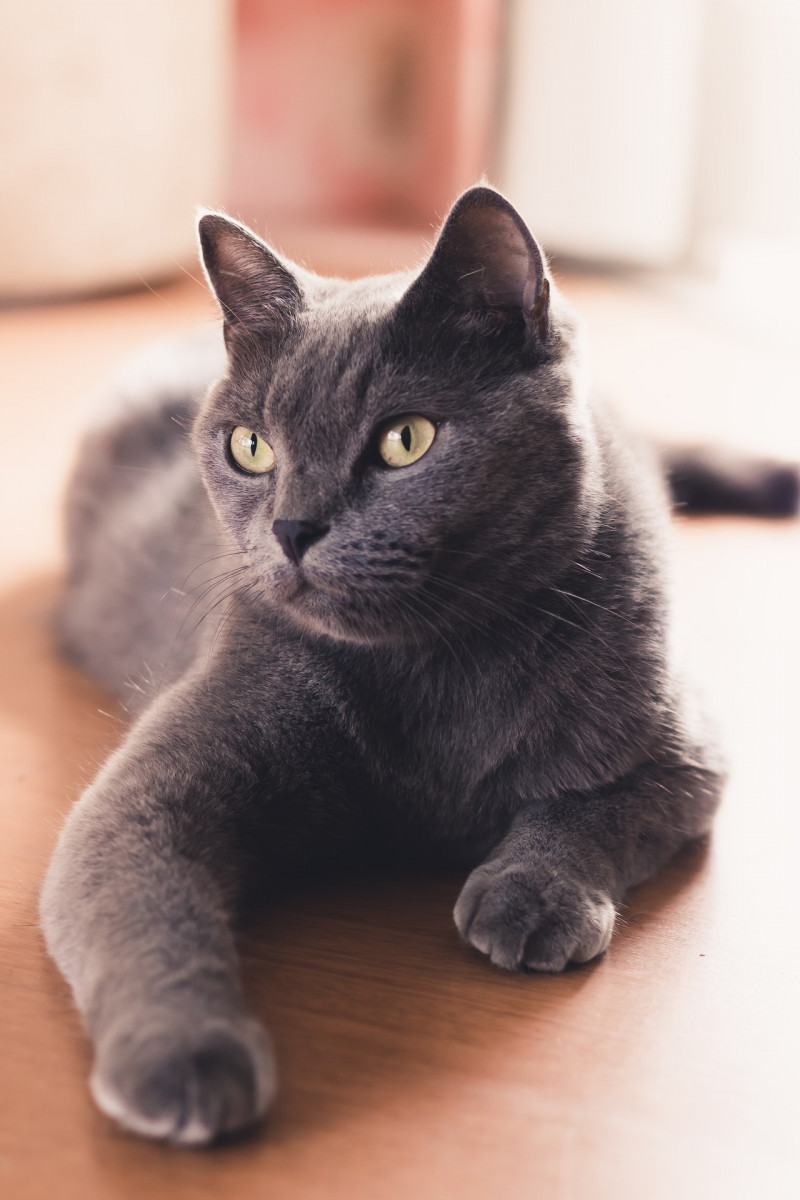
xmin=454 ymin=862 xmax=615 ymax=973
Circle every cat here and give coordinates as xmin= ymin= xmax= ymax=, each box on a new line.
xmin=41 ymin=185 xmax=738 ymax=1146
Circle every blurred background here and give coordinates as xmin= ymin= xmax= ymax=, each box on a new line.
xmin=1 ymin=0 xmax=799 ymax=578
xmin=2 ymin=0 xmax=798 ymax=329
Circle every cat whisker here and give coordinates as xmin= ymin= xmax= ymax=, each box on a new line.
xmin=545 ymin=586 xmax=646 ymax=631
xmin=149 ymin=565 xmax=253 ymax=696
xmin=396 ymin=590 xmax=480 ymax=693
xmin=422 ymin=570 xmax=652 ymax=697
xmin=178 ymin=549 xmax=245 ymax=590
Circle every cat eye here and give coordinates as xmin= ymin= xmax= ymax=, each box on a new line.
xmin=229 ymin=426 xmax=276 ymax=474
xmin=377 ymin=415 xmax=436 ymax=468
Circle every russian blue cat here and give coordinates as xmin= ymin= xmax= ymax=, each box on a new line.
xmin=41 ymin=187 xmax=726 ymax=1144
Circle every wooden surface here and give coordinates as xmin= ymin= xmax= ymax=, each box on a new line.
xmin=1 ymin=255 xmax=799 ymax=1200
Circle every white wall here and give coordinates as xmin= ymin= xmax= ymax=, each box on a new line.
xmin=498 ymin=0 xmax=800 ymax=283
xmin=497 ymin=0 xmax=703 ymax=267
xmin=0 ymin=1 xmax=232 ymax=300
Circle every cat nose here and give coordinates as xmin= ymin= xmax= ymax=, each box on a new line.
xmin=272 ymin=518 xmax=329 ymax=565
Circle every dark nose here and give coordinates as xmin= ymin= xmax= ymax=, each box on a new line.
xmin=272 ymin=518 xmax=329 ymax=565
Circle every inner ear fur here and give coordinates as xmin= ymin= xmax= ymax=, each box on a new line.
xmin=198 ymin=213 xmax=303 ymax=336
xmin=402 ymin=186 xmax=550 ymax=340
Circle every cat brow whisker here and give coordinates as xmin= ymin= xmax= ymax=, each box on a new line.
xmin=132 ymin=272 xmax=170 ymax=303
xmin=166 ymin=257 xmax=207 ymax=288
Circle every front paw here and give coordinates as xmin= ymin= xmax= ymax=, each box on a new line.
xmin=91 ymin=1013 xmax=276 ymax=1145
xmin=454 ymin=862 xmax=615 ymax=973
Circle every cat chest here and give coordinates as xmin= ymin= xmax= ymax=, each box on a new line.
xmin=349 ymin=684 xmax=539 ymax=839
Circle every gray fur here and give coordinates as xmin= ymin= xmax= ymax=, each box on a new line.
xmin=41 ymin=187 xmax=723 ymax=1145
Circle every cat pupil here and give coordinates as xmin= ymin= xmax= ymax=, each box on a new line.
xmin=250 ymin=433 xmax=257 ymax=457
xmin=401 ymin=425 xmax=412 ymax=452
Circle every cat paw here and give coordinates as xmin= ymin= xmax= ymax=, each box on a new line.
xmin=453 ymin=862 xmax=615 ymax=973
xmin=90 ymin=1014 xmax=276 ymax=1145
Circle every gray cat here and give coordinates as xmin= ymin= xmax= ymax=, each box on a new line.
xmin=41 ymin=186 xmax=727 ymax=1145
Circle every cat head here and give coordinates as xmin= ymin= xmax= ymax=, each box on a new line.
xmin=195 ymin=186 xmax=597 ymax=645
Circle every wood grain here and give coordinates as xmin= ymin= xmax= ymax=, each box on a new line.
xmin=1 ymin=261 xmax=798 ymax=1200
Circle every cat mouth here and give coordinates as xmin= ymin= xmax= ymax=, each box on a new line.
xmin=285 ymin=566 xmax=354 ymax=600
xmin=276 ymin=568 xmax=348 ymax=608
xmin=278 ymin=574 xmax=433 ymax=644
xmin=267 ymin=559 xmax=429 ymax=642
xmin=282 ymin=573 xmax=313 ymax=602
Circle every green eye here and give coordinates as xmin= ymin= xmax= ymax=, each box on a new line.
xmin=230 ymin=426 xmax=275 ymax=474
xmin=377 ymin=415 xmax=436 ymax=468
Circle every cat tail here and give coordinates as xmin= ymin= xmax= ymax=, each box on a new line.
xmin=661 ymin=446 xmax=800 ymax=517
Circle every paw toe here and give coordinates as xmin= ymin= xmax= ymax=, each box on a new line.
xmin=455 ymin=866 xmax=615 ymax=974
xmin=522 ymin=892 xmax=615 ymax=972
xmin=92 ymin=1017 xmax=275 ymax=1144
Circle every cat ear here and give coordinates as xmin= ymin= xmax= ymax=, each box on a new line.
xmin=403 ymin=186 xmax=550 ymax=340
xmin=197 ymin=213 xmax=302 ymax=338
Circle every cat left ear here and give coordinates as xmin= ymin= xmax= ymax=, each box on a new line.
xmin=198 ymin=213 xmax=302 ymax=339
xmin=402 ymin=186 xmax=550 ymax=340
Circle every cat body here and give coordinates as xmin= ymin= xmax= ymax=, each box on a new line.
xmin=41 ymin=188 xmax=723 ymax=1144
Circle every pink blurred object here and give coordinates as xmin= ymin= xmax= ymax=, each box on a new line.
xmin=229 ymin=0 xmax=500 ymax=235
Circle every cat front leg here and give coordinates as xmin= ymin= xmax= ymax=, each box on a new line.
xmin=40 ymin=669 xmax=344 ymax=1144
xmin=454 ymin=752 xmax=722 ymax=972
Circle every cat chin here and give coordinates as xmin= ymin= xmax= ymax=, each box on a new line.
xmin=246 ymin=568 xmax=394 ymax=644
xmin=278 ymin=588 xmax=427 ymax=647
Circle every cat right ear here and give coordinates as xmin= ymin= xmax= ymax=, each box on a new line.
xmin=198 ymin=213 xmax=302 ymax=340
